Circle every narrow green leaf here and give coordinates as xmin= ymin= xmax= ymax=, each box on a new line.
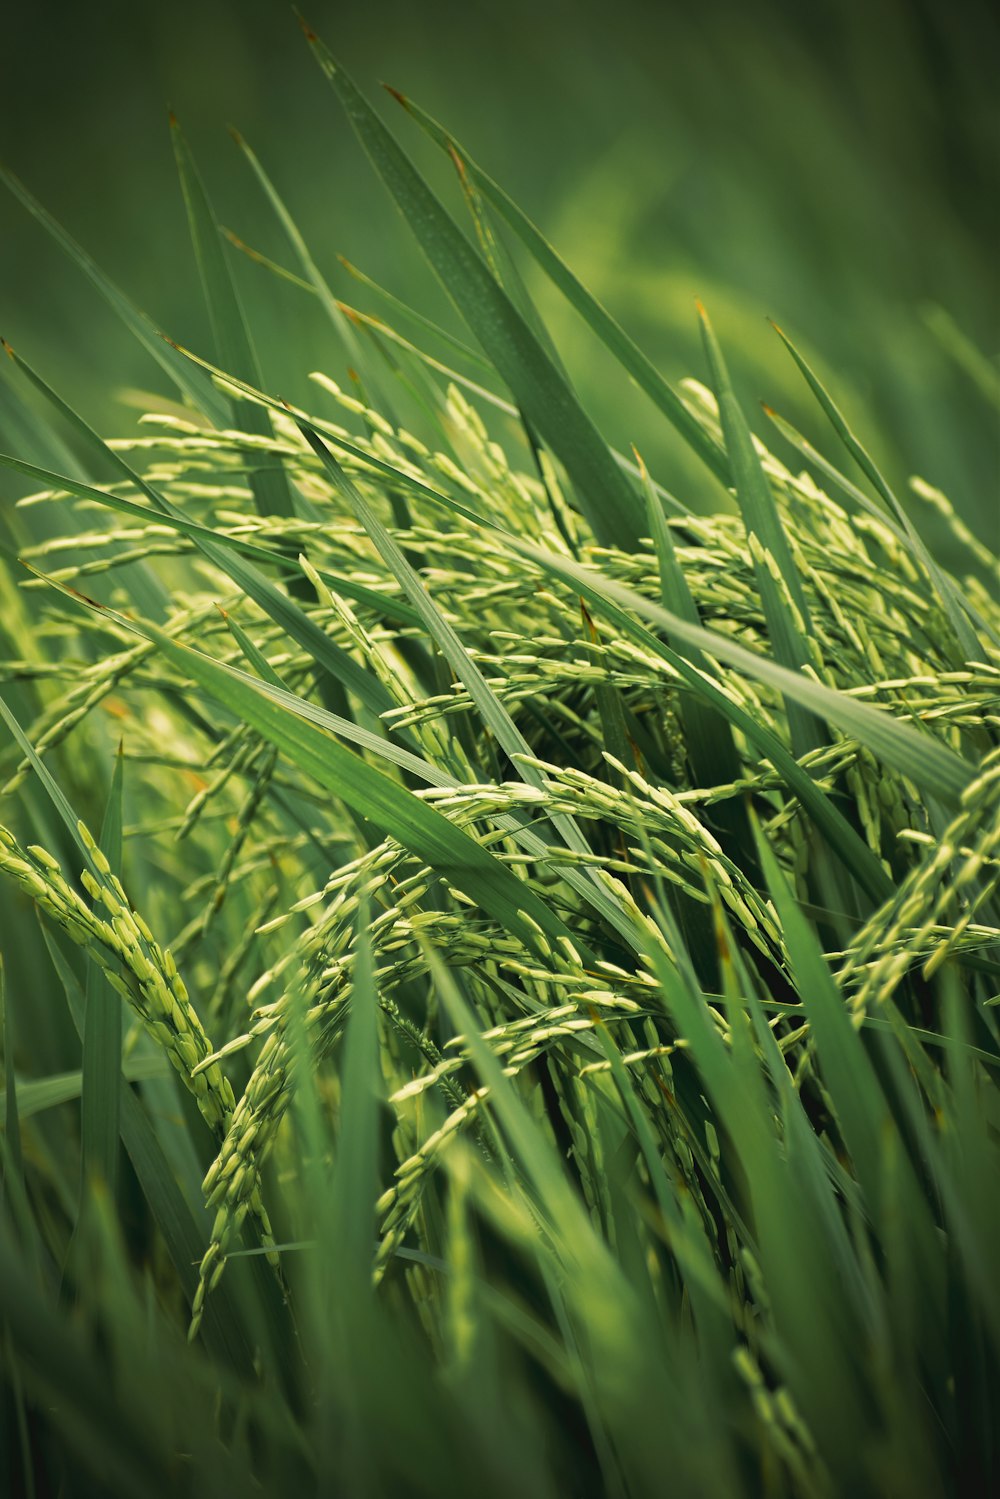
xmin=444 ymin=133 xmax=570 ymax=382
xmin=336 ymin=253 xmax=494 ymax=371
xmin=170 ymin=113 xmax=295 ymax=518
xmin=0 ymin=165 xmax=228 ymax=424
xmin=697 ymin=302 xmax=823 ymax=757
xmin=229 ymin=129 xmax=369 ymax=376
xmin=749 ymin=803 xmax=943 ymax=1310
xmin=330 ymin=900 xmax=380 ymax=1287
xmin=301 ymin=25 xmax=645 ymax=548
xmin=387 ymin=88 xmax=729 ymax=484
xmin=1 ymin=1055 xmax=167 ymax=1122
xmin=771 ymin=320 xmax=984 ymax=662
xmin=1 ymin=960 xmax=22 ymax=1192
xmin=80 ymin=745 xmax=124 ymax=1196
xmin=923 ymin=304 xmax=1000 ymax=408
xmin=635 ymin=448 xmax=743 ymax=792
xmin=0 ymin=695 xmax=97 ymax=873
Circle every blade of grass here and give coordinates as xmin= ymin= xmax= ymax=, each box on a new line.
xmin=330 ymin=901 xmax=380 ymax=1286
xmin=762 ymin=401 xmax=1000 ymax=653
xmin=228 ymin=129 xmax=370 ymax=377
xmin=0 ymin=1056 xmax=167 ymax=1122
xmin=336 ymin=253 xmax=494 ymax=371
xmin=923 ymin=304 xmax=1000 ymax=408
xmin=0 ymin=166 xmax=228 ymax=425
xmin=444 ymin=136 xmax=570 ymax=383
xmin=80 ymin=744 xmax=124 ymax=1196
xmin=386 ymin=87 xmax=729 ymax=485
xmin=697 ymin=301 xmax=824 ymax=757
xmin=752 ymin=812 xmax=899 ymax=1195
xmin=0 ymin=695 xmax=100 ymax=873
xmin=770 ymin=320 xmax=984 ymax=662
xmin=169 ymin=114 xmax=295 ymax=519
xmin=1 ymin=960 xmax=22 ymax=1196
xmin=634 ymin=447 xmax=744 ymax=794
xmin=300 ymin=22 xmax=645 ymax=549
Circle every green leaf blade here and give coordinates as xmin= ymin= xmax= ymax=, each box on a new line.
xmin=170 ymin=114 xmax=295 ymax=519
xmin=302 ymin=28 xmax=645 ymax=549
xmin=80 ymin=744 xmax=125 ymax=1197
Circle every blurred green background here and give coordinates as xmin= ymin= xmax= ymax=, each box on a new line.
xmin=1 ymin=0 xmax=997 ymax=542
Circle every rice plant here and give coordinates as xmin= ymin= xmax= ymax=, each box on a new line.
xmin=1 ymin=20 xmax=998 ymax=1498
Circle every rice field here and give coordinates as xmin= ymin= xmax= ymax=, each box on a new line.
xmin=1 ymin=15 xmax=998 ymax=1497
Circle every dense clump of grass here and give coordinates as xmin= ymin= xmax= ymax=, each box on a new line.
xmin=1 ymin=22 xmax=998 ymax=1498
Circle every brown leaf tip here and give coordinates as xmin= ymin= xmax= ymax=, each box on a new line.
xmin=295 ymin=10 xmax=318 ymax=43
xmin=0 ymin=337 xmax=14 ymax=360
xmin=382 ymin=84 xmax=408 ymax=108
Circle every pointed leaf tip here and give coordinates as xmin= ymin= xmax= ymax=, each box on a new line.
xmin=295 ymin=9 xmax=319 ymax=44
xmin=382 ymin=84 xmax=408 ymax=108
